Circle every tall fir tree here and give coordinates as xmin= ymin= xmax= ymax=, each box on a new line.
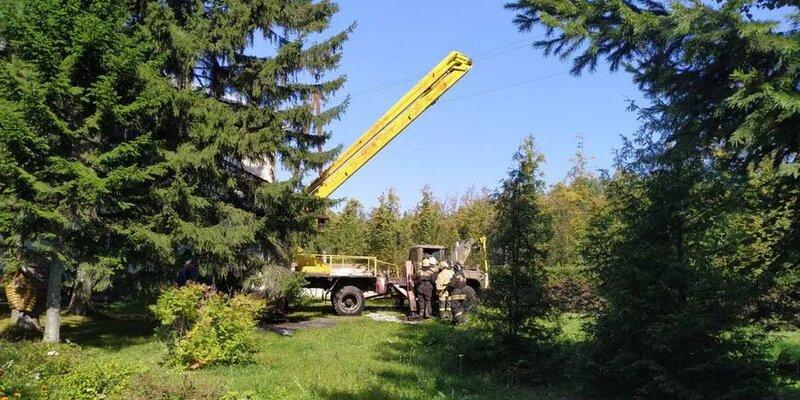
xmin=409 ymin=185 xmax=455 ymax=247
xmin=0 ymin=0 xmax=350 ymax=341
xmin=505 ymin=0 xmax=795 ymax=395
xmin=316 ymin=198 xmax=367 ymax=255
xmin=0 ymin=0 xmax=169 ymax=340
xmin=366 ymin=189 xmax=405 ymax=265
xmin=480 ymin=136 xmax=556 ymax=351
xmin=582 ymin=152 xmax=773 ymax=398
xmin=135 ymin=0 xmax=352 ymax=277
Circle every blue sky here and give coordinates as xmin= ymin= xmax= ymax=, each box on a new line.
xmin=263 ymin=1 xmax=647 ymax=210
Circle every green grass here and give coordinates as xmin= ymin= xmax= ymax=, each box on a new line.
xmin=2 ymin=302 xmax=799 ymax=399
xmin=197 ymin=315 xmax=585 ymax=400
xmin=0 ymin=303 xmax=582 ymax=399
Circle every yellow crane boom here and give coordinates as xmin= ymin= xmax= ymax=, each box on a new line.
xmin=307 ymin=51 xmax=473 ymax=198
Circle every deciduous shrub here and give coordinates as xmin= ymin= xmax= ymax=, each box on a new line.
xmin=150 ymin=284 xmax=264 ymax=369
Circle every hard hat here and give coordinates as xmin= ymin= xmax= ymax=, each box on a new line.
xmin=422 ymin=258 xmax=430 ymax=267
xmin=439 ymin=261 xmax=449 ymax=269
xmin=429 ymin=257 xmax=437 ymax=265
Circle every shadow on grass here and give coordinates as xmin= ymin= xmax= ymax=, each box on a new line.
xmin=60 ymin=313 xmax=157 ymax=350
xmin=284 ymin=299 xmax=403 ymax=323
xmin=0 ymin=299 xmax=156 ymax=350
xmin=311 ymin=320 xmax=584 ymax=400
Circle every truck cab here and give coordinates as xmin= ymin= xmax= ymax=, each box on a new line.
xmin=407 ymin=241 xmax=489 ymax=294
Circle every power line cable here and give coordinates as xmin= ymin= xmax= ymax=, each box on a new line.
xmin=439 ymin=71 xmax=567 ymax=103
xmin=349 ymin=36 xmax=544 ymax=98
xmin=471 ymin=37 xmax=532 ymax=58
xmin=340 ymin=70 xmax=568 ymax=121
xmin=474 ymin=41 xmax=537 ymax=61
xmin=350 ymin=74 xmax=424 ymax=97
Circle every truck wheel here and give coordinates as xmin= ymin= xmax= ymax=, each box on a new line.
xmin=333 ymin=286 xmax=365 ymax=316
xmin=464 ymin=286 xmax=478 ymax=312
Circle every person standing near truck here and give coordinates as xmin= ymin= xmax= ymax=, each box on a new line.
xmin=448 ymin=263 xmax=469 ymax=324
xmin=415 ymin=258 xmax=435 ymax=318
xmin=435 ymin=261 xmax=453 ymax=319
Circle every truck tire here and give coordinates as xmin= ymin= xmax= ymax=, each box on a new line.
xmin=333 ymin=286 xmax=365 ymax=316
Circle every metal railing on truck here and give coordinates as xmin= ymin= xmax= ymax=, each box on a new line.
xmin=297 ymin=253 xmax=400 ymax=277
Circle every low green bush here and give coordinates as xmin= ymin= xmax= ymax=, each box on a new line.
xmin=0 ymin=341 xmax=74 ymax=398
xmin=51 ymin=360 xmax=136 ymax=400
xmin=0 ymin=341 xmax=135 ymax=399
xmin=150 ymin=283 xmax=264 ymax=369
xmin=128 ymin=372 xmax=223 ymax=399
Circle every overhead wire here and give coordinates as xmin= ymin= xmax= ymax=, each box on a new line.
xmin=438 ymin=71 xmax=568 ymax=104
xmin=340 ymin=35 xmax=560 ymax=121
xmin=348 ymin=36 xmax=543 ymax=98
xmin=340 ymin=70 xmax=568 ymax=121
xmin=471 ymin=37 xmax=532 ymax=58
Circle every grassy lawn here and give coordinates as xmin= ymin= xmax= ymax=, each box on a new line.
xmin=1 ymin=301 xmax=799 ymax=399
xmin=0 ymin=302 xmax=582 ymax=399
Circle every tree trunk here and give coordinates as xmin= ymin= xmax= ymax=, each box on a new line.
xmin=67 ymin=266 xmax=92 ymax=315
xmin=42 ymin=263 xmax=63 ymax=343
xmin=11 ymin=309 xmax=43 ymax=335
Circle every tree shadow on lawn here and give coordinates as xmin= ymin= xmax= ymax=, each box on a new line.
xmin=311 ymin=320 xmax=585 ymax=400
xmin=60 ymin=313 xmax=156 ymax=350
xmin=0 ymin=299 xmax=156 ymax=350
xmin=283 ymin=299 xmax=401 ymax=323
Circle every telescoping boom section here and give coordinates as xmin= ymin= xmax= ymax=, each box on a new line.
xmin=307 ymin=51 xmax=473 ymax=198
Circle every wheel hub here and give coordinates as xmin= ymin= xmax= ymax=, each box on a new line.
xmin=342 ymin=295 xmax=357 ymax=309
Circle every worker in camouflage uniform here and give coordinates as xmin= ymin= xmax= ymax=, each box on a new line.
xmin=415 ymin=258 xmax=435 ymax=318
xmin=435 ymin=260 xmax=453 ymax=319
xmin=448 ymin=263 xmax=469 ymax=324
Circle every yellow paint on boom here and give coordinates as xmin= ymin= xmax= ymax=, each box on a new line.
xmin=307 ymin=51 xmax=473 ymax=199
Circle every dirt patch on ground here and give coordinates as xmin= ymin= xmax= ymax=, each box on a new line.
xmin=263 ymin=312 xmax=421 ymax=335
xmin=263 ymin=317 xmax=339 ymax=335
xmin=365 ymin=312 xmax=421 ymax=324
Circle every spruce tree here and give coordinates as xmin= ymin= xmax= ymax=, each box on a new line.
xmin=506 ymin=0 xmax=797 ymax=396
xmin=317 ymin=198 xmax=367 ymax=255
xmin=582 ymin=153 xmax=773 ymax=398
xmin=135 ymin=0 xmax=351 ymax=276
xmin=0 ymin=0 xmax=168 ymax=340
xmin=481 ymin=136 xmax=556 ymax=351
xmin=409 ymin=185 xmax=454 ymax=246
xmin=366 ymin=190 xmax=404 ymax=264
xmin=0 ymin=0 xmax=350 ymax=340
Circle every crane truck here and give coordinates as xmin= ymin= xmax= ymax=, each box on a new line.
xmin=295 ymin=51 xmax=489 ymax=316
